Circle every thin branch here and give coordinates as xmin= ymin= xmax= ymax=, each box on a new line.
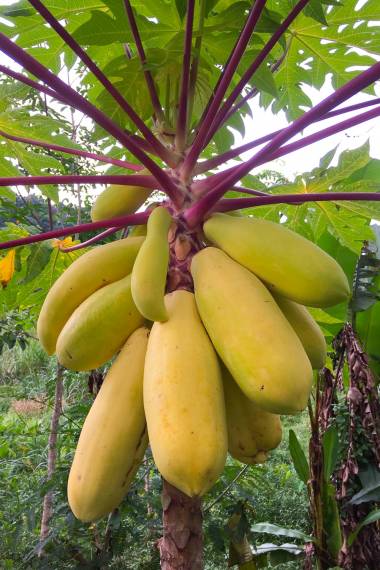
xmin=37 ymin=362 xmax=64 ymax=556
xmin=60 ymin=227 xmax=120 ymax=252
xmin=0 ymin=174 xmax=158 ymax=188
xmin=209 ymin=47 xmax=289 ymax=141
xmin=0 ymin=64 xmax=69 ymax=105
xmin=204 ymin=465 xmax=250 ymax=513
xmin=28 ymin=0 xmax=173 ymax=164
xmin=123 ymin=0 xmax=165 ymax=123
xmin=0 ymin=211 xmax=150 ymax=250
xmin=206 ymin=0 xmax=311 ymax=144
xmin=194 ymin=102 xmax=380 ymax=198
xmin=187 ymin=0 xmax=206 ymax=131
xmin=175 ymin=0 xmax=196 ymax=152
xmin=181 ymin=0 xmax=268 ymax=178
xmin=0 ymin=32 xmax=181 ymax=201
xmin=215 ymin=192 xmax=380 ymax=213
xmin=195 ymin=98 xmax=380 ymax=174
xmin=229 ymin=185 xmax=269 ymax=197
xmin=184 ymin=61 xmax=380 ymax=224
xmin=0 ymin=130 xmax=143 ymax=171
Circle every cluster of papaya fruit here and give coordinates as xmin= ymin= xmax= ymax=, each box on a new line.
xmin=37 ymin=182 xmax=350 ymax=523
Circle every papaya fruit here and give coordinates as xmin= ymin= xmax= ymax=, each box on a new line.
xmin=273 ymin=294 xmax=327 ymax=370
xmin=68 ymin=327 xmax=149 ymax=522
xmin=131 ymin=206 xmax=172 ymax=322
xmin=37 ymin=237 xmax=143 ymax=355
xmin=143 ymin=290 xmax=227 ymax=497
xmin=91 ymin=183 xmax=152 ymax=222
xmin=203 ymin=213 xmax=350 ymax=307
xmin=56 ymin=274 xmax=144 ymax=371
xmin=191 ymin=247 xmax=313 ymax=414
xmin=223 ymin=366 xmax=282 ymax=464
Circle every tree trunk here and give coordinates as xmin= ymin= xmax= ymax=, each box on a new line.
xmin=158 ymin=479 xmax=203 ymax=569
xmin=38 ymin=362 xmax=64 ymax=554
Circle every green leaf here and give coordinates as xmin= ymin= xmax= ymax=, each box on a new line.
xmin=288 ymin=430 xmax=309 ymax=485
xmin=251 ymin=522 xmax=312 ymax=543
xmin=322 ymin=481 xmax=342 ymax=559
xmin=348 ymin=509 xmax=380 ymax=547
xmin=22 ymin=243 xmax=53 ymax=285
xmin=322 ymin=425 xmax=339 ymax=480
xmin=349 ymin=464 xmax=380 ymax=506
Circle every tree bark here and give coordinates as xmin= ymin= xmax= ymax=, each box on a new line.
xmin=38 ymin=362 xmax=64 ymax=554
xmin=158 ymin=479 xmax=203 ymax=569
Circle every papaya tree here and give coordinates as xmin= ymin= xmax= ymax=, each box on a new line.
xmin=0 ymin=1 xmax=380 ymax=568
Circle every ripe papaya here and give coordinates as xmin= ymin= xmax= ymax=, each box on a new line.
xmin=56 ymin=274 xmax=144 ymax=371
xmin=131 ymin=206 xmax=172 ymax=322
xmin=203 ymin=213 xmax=350 ymax=307
xmin=91 ymin=183 xmax=152 ymax=222
xmin=37 ymin=237 xmax=144 ymax=355
xmin=143 ymin=290 xmax=227 ymax=497
xmin=223 ymin=366 xmax=282 ymax=465
xmin=273 ymin=295 xmax=327 ymax=370
xmin=68 ymin=327 xmax=149 ymax=522
xmin=191 ymin=247 xmax=313 ymax=415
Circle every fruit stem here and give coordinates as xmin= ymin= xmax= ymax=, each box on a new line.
xmin=60 ymin=228 xmax=121 ymax=252
xmin=123 ymin=0 xmax=166 ymax=124
xmin=181 ymin=0 xmax=268 ymax=179
xmin=29 ymin=0 xmax=173 ymax=165
xmin=0 ymin=32 xmax=180 ymax=193
xmin=0 ymin=211 xmax=150 ymax=250
xmin=185 ymin=103 xmax=380 ymax=226
xmin=0 ymin=129 xmax=143 ymax=171
xmin=195 ymin=97 xmax=380 ymax=175
xmin=175 ymin=0 xmax=195 ymax=154
xmin=204 ymin=0 xmax=311 ymax=146
xmin=0 ymin=174 xmax=158 ymax=189
xmin=214 ymin=192 xmax=380 ymax=212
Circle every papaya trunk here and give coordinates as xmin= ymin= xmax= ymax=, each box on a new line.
xmin=158 ymin=479 xmax=203 ymax=569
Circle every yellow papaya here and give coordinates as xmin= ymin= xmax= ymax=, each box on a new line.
xmin=56 ymin=274 xmax=144 ymax=371
xmin=91 ymin=183 xmax=152 ymax=222
xmin=203 ymin=213 xmax=350 ymax=307
xmin=143 ymin=290 xmax=227 ymax=497
xmin=191 ymin=247 xmax=313 ymax=415
xmin=223 ymin=366 xmax=282 ymax=464
xmin=128 ymin=223 xmax=147 ymax=237
xmin=68 ymin=327 xmax=149 ymax=522
xmin=273 ymin=294 xmax=327 ymax=369
xmin=131 ymin=206 xmax=172 ymax=322
xmin=37 ymin=237 xmax=143 ymax=355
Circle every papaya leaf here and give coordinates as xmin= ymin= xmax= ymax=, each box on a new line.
xmin=322 ymin=481 xmax=342 ymax=559
xmin=322 ymin=425 xmax=339 ymax=480
xmin=288 ymin=429 xmax=309 ymax=485
xmin=349 ymin=464 xmax=380 ymax=505
xmin=21 ymin=242 xmax=53 ymax=285
xmin=251 ymin=522 xmax=312 ymax=543
xmin=348 ymin=508 xmax=380 ymax=546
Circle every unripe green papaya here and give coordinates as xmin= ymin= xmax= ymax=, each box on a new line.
xmin=91 ymin=183 xmax=152 ymax=222
xmin=37 ymin=237 xmax=144 ymax=355
xmin=191 ymin=247 xmax=313 ymax=415
xmin=203 ymin=213 xmax=350 ymax=307
xmin=131 ymin=206 xmax=172 ymax=322
xmin=56 ymin=274 xmax=143 ymax=371
xmin=273 ymin=295 xmax=327 ymax=370
xmin=68 ymin=327 xmax=149 ymax=522
xmin=223 ymin=366 xmax=282 ymax=464
xmin=144 ymin=290 xmax=227 ymax=497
